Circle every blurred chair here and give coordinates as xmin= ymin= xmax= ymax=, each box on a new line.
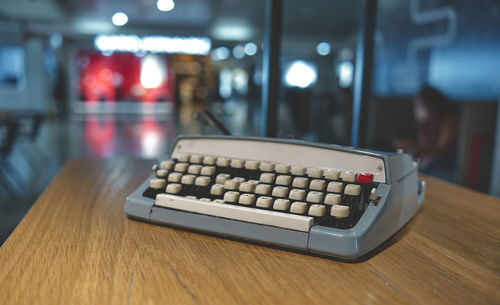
xmin=0 ymin=112 xmax=46 ymax=198
xmin=1 ymin=114 xmax=22 ymax=196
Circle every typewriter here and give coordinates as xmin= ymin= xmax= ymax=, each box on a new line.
xmin=125 ymin=136 xmax=425 ymax=259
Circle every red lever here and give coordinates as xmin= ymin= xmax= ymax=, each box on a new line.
xmin=357 ymin=173 xmax=373 ymax=183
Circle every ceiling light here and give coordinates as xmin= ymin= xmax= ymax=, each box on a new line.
xmin=111 ymin=12 xmax=128 ymax=26
xmin=157 ymin=0 xmax=175 ymax=12
xmin=94 ymin=35 xmax=141 ymax=53
xmin=316 ymin=42 xmax=331 ymax=56
xmin=94 ymin=35 xmax=211 ymax=55
xmin=284 ymin=60 xmax=317 ymax=88
xmin=232 ymin=45 xmax=245 ymax=59
xmin=212 ymin=20 xmax=253 ymax=41
xmin=211 ymin=47 xmax=230 ymax=61
xmin=244 ymin=42 xmax=257 ymax=56
xmin=74 ymin=18 xmax=114 ymax=34
xmin=142 ymin=36 xmax=211 ymax=54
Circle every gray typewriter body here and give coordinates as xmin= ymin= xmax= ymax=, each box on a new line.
xmin=125 ymin=136 xmax=425 ymax=259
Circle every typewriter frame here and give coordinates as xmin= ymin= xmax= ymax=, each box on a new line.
xmin=125 ymin=136 xmax=425 ymax=259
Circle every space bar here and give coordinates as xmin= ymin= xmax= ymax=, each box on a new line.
xmin=155 ymin=194 xmax=314 ymax=232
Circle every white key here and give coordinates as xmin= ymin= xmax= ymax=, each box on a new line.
xmin=156 ymin=169 xmax=168 ymax=177
xmin=256 ymin=196 xmax=273 ymax=208
xmin=290 ymin=202 xmax=308 ymax=214
xmin=160 ymin=160 xmax=174 ymax=170
xmin=168 ymin=172 xmax=182 ymax=183
xmin=370 ymin=187 xmax=378 ymax=200
xmin=230 ymin=159 xmax=245 ymax=168
xmin=190 ymin=154 xmax=203 ymax=163
xmin=306 ymin=191 xmax=324 ymax=203
xmin=216 ymin=157 xmax=230 ymax=167
xmin=245 ymin=160 xmax=260 ymax=170
xmin=272 ymin=186 xmax=289 ymax=198
xmin=331 ymin=205 xmax=349 ymax=218
xmin=345 ymin=184 xmax=361 ymax=196
xmin=224 ymin=180 xmax=240 ymax=190
xmin=247 ymin=180 xmax=260 ymax=185
xmin=152 ymin=164 xmax=158 ymax=171
xmin=174 ymin=163 xmax=189 ymax=173
xmin=156 ymin=194 xmax=314 ymax=232
xmin=292 ymin=177 xmax=309 ymax=188
xmin=149 ymin=178 xmax=166 ymax=189
xmin=187 ymin=165 xmax=202 ymax=175
xmin=203 ymin=156 xmax=216 ymax=165
xmin=273 ymin=199 xmax=290 ymax=211
xmin=239 ymin=182 xmax=256 ymax=193
xmin=308 ymin=204 xmax=326 ymax=217
xmin=216 ymin=173 xmax=230 ymax=184
xmin=324 ymin=169 xmax=341 ymax=180
xmin=181 ymin=175 xmax=196 ymax=185
xmin=200 ymin=198 xmax=211 ymax=202
xmin=307 ymin=168 xmax=323 ymax=178
xmin=255 ymin=184 xmax=272 ymax=195
xmin=200 ymin=166 xmax=216 ymax=176
xmin=166 ymin=183 xmax=182 ymax=194
xmin=275 ymin=163 xmax=291 ymax=174
xmin=232 ymin=177 xmax=246 ymax=183
xmin=327 ymin=182 xmax=343 ymax=193
xmin=260 ymin=173 xmax=275 ymax=184
xmin=324 ymin=193 xmax=341 ymax=205
xmin=291 ymin=166 xmax=307 ymax=176
xmin=213 ymin=199 xmax=225 ymax=203
xmin=276 ymin=175 xmax=292 ymax=186
xmin=309 ymin=179 xmax=326 ymax=191
xmin=177 ymin=154 xmax=190 ymax=162
xmin=186 ymin=196 xmax=197 ymax=199
xmin=239 ymin=194 xmax=256 ymax=205
xmin=210 ymin=184 xmax=224 ymax=195
xmin=343 ymin=171 xmax=357 ymax=182
xmin=259 ymin=161 xmax=275 ymax=172
xmin=223 ymin=191 xmax=240 ymax=203
xmin=289 ymin=189 xmax=306 ymax=201
xmin=195 ymin=176 xmax=211 ymax=187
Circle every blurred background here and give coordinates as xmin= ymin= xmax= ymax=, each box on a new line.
xmin=1 ymin=0 xmax=499 ymax=244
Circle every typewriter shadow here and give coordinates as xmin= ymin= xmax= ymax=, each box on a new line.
xmin=285 ymin=224 xmax=412 ymax=263
xmin=148 ymin=216 xmax=412 ymax=263
xmin=340 ymin=224 xmax=412 ymax=263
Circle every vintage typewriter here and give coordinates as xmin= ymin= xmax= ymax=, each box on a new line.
xmin=125 ymin=136 xmax=425 ymax=259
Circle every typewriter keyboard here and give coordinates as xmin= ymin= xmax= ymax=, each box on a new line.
xmin=143 ymin=154 xmax=379 ymax=232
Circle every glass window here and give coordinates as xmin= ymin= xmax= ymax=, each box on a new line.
xmin=279 ymin=0 xmax=361 ymax=144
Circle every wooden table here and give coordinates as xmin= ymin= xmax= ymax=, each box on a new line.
xmin=1 ymin=159 xmax=499 ymax=304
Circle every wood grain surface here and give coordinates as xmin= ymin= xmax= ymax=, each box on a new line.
xmin=0 ymin=158 xmax=499 ymax=305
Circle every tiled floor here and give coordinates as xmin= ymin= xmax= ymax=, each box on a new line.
xmin=0 ymin=102 xmax=259 ymax=245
